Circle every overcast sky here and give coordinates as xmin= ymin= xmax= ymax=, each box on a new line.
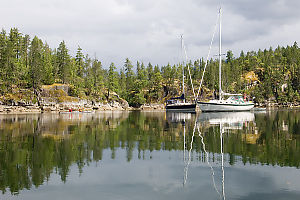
xmin=1 ymin=0 xmax=299 ymax=68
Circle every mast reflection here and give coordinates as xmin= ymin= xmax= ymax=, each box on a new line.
xmin=181 ymin=111 xmax=255 ymax=199
xmin=199 ymin=111 xmax=255 ymax=200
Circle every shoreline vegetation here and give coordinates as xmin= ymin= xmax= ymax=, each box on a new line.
xmin=0 ymin=28 xmax=299 ymax=113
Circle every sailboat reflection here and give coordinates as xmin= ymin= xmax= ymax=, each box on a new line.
xmin=182 ymin=114 xmax=224 ymax=199
xmin=182 ymin=111 xmax=255 ymax=200
xmin=166 ymin=112 xmax=193 ymax=123
xmin=166 ymin=112 xmax=195 ymax=183
xmin=198 ymin=112 xmax=255 ymax=129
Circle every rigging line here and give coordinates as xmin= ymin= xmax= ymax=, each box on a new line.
xmin=183 ymin=119 xmax=197 ymax=186
xmin=197 ymin=125 xmax=222 ymax=199
xmin=182 ymin=36 xmax=196 ymax=99
xmin=196 ymin=11 xmax=219 ymax=99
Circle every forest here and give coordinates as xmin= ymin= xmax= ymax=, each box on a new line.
xmin=0 ymin=28 xmax=299 ymax=107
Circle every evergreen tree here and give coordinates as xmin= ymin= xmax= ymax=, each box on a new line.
xmin=28 ymin=36 xmax=43 ymax=88
xmin=124 ymin=58 xmax=134 ymax=98
xmin=84 ymin=55 xmax=93 ymax=96
xmin=42 ymin=43 xmax=54 ymax=85
xmin=75 ymin=46 xmax=84 ymax=77
xmin=146 ymin=62 xmax=154 ymax=95
xmin=56 ymin=41 xmax=71 ymax=83
xmin=5 ymin=28 xmax=21 ymax=91
xmin=137 ymin=62 xmax=147 ymax=89
xmin=0 ymin=29 xmax=7 ymax=93
xmin=152 ymin=65 xmax=163 ymax=101
xmin=226 ymin=50 xmax=234 ymax=64
xmin=119 ymin=68 xmax=126 ymax=98
xmin=92 ymin=59 xmax=104 ymax=97
xmin=107 ymin=62 xmax=119 ymax=98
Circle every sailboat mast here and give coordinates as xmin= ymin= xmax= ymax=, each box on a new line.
xmin=220 ymin=123 xmax=226 ymax=200
xmin=181 ymin=35 xmax=185 ymax=103
xmin=219 ymin=7 xmax=222 ymax=101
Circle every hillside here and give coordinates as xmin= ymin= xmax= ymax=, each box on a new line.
xmin=0 ymin=28 xmax=299 ymax=107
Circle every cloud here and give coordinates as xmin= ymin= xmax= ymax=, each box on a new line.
xmin=224 ymin=0 xmax=300 ymax=22
xmin=0 ymin=0 xmax=299 ymax=68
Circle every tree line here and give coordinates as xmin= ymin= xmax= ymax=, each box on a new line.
xmin=0 ymin=28 xmax=299 ymax=106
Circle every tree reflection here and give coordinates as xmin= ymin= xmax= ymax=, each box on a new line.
xmin=0 ymin=110 xmax=299 ymax=194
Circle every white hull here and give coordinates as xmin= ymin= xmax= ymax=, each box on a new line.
xmin=198 ymin=101 xmax=254 ymax=112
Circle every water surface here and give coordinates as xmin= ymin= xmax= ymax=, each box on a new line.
xmin=0 ymin=110 xmax=300 ymax=199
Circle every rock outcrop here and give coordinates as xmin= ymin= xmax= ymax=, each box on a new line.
xmin=0 ymin=84 xmax=131 ymax=113
xmin=140 ymin=104 xmax=165 ymax=110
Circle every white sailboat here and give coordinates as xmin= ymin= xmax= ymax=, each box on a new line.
xmin=166 ymin=36 xmax=196 ymax=112
xmin=198 ymin=8 xmax=254 ymax=112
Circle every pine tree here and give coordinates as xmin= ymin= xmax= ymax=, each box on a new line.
xmin=5 ymin=28 xmax=21 ymax=91
xmin=75 ymin=46 xmax=84 ymax=77
xmin=146 ymin=62 xmax=154 ymax=96
xmin=29 ymin=36 xmax=43 ymax=88
xmin=152 ymin=65 xmax=163 ymax=101
xmin=56 ymin=41 xmax=71 ymax=83
xmin=124 ymin=58 xmax=135 ymax=98
xmin=92 ymin=59 xmax=104 ymax=97
xmin=84 ymin=55 xmax=93 ymax=96
xmin=42 ymin=43 xmax=54 ymax=85
xmin=119 ymin=68 xmax=126 ymax=98
xmin=137 ymin=62 xmax=147 ymax=88
xmin=107 ymin=62 xmax=119 ymax=99
xmin=0 ymin=29 xmax=7 ymax=93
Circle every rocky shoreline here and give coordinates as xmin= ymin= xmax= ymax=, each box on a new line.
xmin=0 ymin=96 xmax=168 ymax=113
xmin=0 ymin=101 xmax=134 ymax=114
xmin=0 ymin=84 xmax=134 ymax=113
xmin=0 ymin=84 xmax=298 ymax=114
xmin=0 ymin=104 xmax=166 ymax=114
xmin=1 ymin=102 xmax=299 ymax=114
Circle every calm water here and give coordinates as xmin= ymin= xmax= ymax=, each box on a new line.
xmin=0 ymin=110 xmax=300 ymax=200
